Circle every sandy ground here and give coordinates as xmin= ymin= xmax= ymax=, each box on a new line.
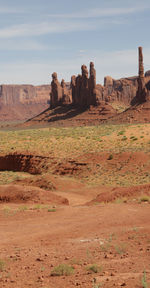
xmin=0 ymin=123 xmax=150 ymax=288
xmin=0 ymin=185 xmax=150 ymax=288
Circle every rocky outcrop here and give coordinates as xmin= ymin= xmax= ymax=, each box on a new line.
xmin=0 ymin=84 xmax=50 ymax=121
xmin=136 ymin=47 xmax=147 ymax=103
xmin=102 ymin=76 xmax=137 ymax=105
xmin=50 ymin=72 xmax=63 ymax=108
xmin=50 ymin=73 xmax=72 ymax=108
xmin=70 ymin=62 xmax=99 ymax=108
xmin=71 ymin=75 xmax=76 ymax=104
xmin=104 ymin=76 xmax=113 ymax=87
xmin=89 ymin=62 xmax=97 ymax=105
xmin=135 ymin=47 xmax=150 ymax=103
xmin=104 ymin=47 xmax=150 ymax=124
xmin=0 ymin=84 xmax=50 ymax=106
xmin=51 ymin=62 xmax=99 ymax=109
xmin=102 ymin=48 xmax=150 ymax=106
xmin=50 ymin=62 xmax=141 ymax=110
xmin=80 ymin=64 xmax=89 ymax=106
xmin=70 ymin=62 xmax=141 ymax=108
xmin=1 ymin=46 xmax=150 ymax=122
xmin=61 ymin=79 xmax=72 ymax=105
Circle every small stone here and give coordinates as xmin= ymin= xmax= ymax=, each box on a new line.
xmin=120 ymin=282 xmax=126 ymax=286
xmin=36 ymin=258 xmax=43 ymax=262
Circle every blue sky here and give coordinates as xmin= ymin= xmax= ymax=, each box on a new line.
xmin=0 ymin=0 xmax=150 ymax=85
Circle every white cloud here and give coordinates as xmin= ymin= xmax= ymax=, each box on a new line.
xmin=1 ymin=48 xmax=150 ymax=85
xmin=0 ymin=39 xmax=48 ymax=51
xmin=0 ymin=20 xmax=94 ymax=39
xmin=48 ymin=6 xmax=150 ymax=19
xmin=0 ymin=4 xmax=144 ymax=40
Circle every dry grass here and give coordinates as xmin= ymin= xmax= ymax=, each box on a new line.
xmin=0 ymin=171 xmax=32 ymax=185
xmin=0 ymin=123 xmax=150 ymax=158
xmin=0 ymin=123 xmax=150 ymax=187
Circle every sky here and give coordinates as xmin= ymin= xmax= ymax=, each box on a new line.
xmin=0 ymin=0 xmax=150 ymax=85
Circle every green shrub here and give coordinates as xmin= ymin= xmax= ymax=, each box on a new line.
xmin=50 ymin=264 xmax=74 ymax=276
xmin=107 ymin=154 xmax=113 ymax=160
xmin=115 ymin=243 xmax=127 ymax=254
xmin=130 ymin=136 xmax=138 ymax=141
xmin=0 ymin=260 xmax=5 ymax=272
xmin=142 ymin=270 xmax=148 ymax=288
xmin=117 ymin=130 xmax=125 ymax=136
xmin=86 ymin=264 xmax=103 ymax=274
xmin=48 ymin=208 xmax=56 ymax=212
xmin=18 ymin=205 xmax=28 ymax=211
xmin=139 ymin=196 xmax=150 ymax=203
xmin=121 ymin=136 xmax=127 ymax=141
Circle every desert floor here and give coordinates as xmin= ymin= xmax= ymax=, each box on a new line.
xmin=0 ymin=123 xmax=150 ymax=288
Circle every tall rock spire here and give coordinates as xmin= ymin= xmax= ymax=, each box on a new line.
xmin=136 ymin=47 xmax=147 ymax=103
xmin=138 ymin=47 xmax=144 ymax=78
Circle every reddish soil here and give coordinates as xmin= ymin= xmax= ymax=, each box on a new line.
xmin=21 ymin=100 xmax=150 ymax=128
xmin=0 ymin=103 xmax=49 ymax=122
xmin=106 ymin=101 xmax=150 ymax=124
xmin=88 ymin=183 xmax=150 ymax=204
xmin=0 ymin=200 xmax=149 ymax=288
xmin=0 ymin=184 xmax=68 ymax=205
xmin=2 ymin=151 xmax=150 ymax=188
xmin=24 ymin=103 xmax=117 ymax=127
xmin=0 ymin=153 xmax=50 ymax=175
xmin=0 ymin=151 xmax=150 ymax=287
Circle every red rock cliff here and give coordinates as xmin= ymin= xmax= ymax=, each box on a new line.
xmin=0 ymin=84 xmax=50 ymax=121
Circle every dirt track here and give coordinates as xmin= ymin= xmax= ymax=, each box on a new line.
xmin=0 ymin=185 xmax=150 ymax=288
xmin=0 ymin=126 xmax=150 ymax=287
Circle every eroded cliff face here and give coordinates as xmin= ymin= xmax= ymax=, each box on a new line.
xmin=0 ymin=84 xmax=50 ymax=121
xmin=1 ymin=47 xmax=150 ymax=122
xmin=50 ymin=62 xmax=150 ymax=111
xmin=101 ymin=76 xmax=138 ymax=105
xmin=96 ymin=72 xmax=150 ymax=106
xmin=0 ymin=84 xmax=50 ymax=105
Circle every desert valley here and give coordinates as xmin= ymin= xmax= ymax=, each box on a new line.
xmin=0 ymin=44 xmax=150 ymax=288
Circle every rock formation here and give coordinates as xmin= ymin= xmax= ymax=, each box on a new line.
xmin=61 ymin=79 xmax=65 ymax=89
xmin=2 ymin=46 xmax=150 ymax=122
xmin=50 ymin=61 xmax=141 ymax=110
xmin=89 ymin=62 xmax=97 ymax=105
xmin=104 ymin=76 xmax=113 ymax=87
xmin=80 ymin=64 xmax=89 ymax=106
xmin=75 ymin=74 xmax=82 ymax=105
xmin=136 ymin=47 xmax=147 ymax=103
xmin=104 ymin=47 xmax=150 ymax=124
xmin=135 ymin=47 xmax=150 ymax=103
xmin=70 ymin=62 xmax=139 ymax=108
xmin=50 ymin=72 xmax=63 ymax=108
xmin=50 ymin=74 xmax=72 ymax=108
xmin=0 ymin=84 xmax=50 ymax=106
xmin=0 ymin=84 xmax=50 ymax=121
xmin=71 ymin=75 xmax=76 ymax=104
xmin=70 ymin=62 xmax=99 ymax=108
xmin=61 ymin=79 xmax=72 ymax=105
xmin=103 ymin=77 xmax=137 ymax=105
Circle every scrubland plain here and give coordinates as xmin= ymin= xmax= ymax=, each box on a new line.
xmin=0 ymin=123 xmax=150 ymax=288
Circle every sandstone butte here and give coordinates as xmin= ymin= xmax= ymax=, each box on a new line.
xmin=0 ymin=46 xmax=150 ymax=123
